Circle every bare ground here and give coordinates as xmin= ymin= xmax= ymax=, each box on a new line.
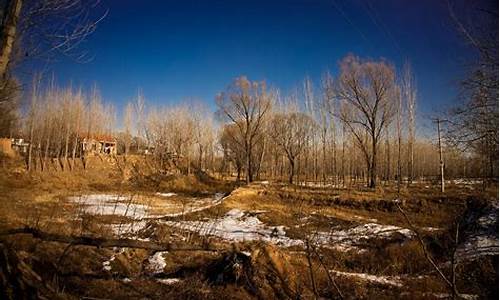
xmin=0 ymin=156 xmax=497 ymax=299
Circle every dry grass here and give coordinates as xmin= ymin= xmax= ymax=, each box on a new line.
xmin=0 ymin=155 xmax=497 ymax=299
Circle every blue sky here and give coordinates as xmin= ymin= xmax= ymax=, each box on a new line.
xmin=25 ymin=0 xmax=478 ymax=123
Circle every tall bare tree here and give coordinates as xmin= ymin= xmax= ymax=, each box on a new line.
xmin=335 ymin=55 xmax=397 ymax=188
xmin=123 ymin=102 xmax=133 ymax=157
xmin=0 ymin=0 xmax=107 ymax=78
xmin=270 ymin=107 xmax=314 ymax=184
xmin=216 ymin=76 xmax=272 ymax=183
xmin=446 ymin=1 xmax=498 ymax=180
xmin=403 ymin=62 xmax=417 ymax=185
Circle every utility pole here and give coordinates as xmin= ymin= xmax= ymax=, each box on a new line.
xmin=434 ymin=118 xmax=445 ymax=193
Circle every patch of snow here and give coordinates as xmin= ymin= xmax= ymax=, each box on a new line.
xmin=330 ymin=270 xmax=402 ymax=287
xmin=157 ymin=192 xmax=177 ymax=197
xmin=102 ymin=255 xmax=115 ymax=271
xmin=69 ymin=194 xmax=149 ymax=219
xmin=456 ymin=235 xmax=498 ymax=260
xmin=146 ymin=251 xmax=168 ymax=274
xmin=311 ymin=223 xmax=414 ymax=252
xmin=102 ymin=248 xmax=125 ymax=272
xmin=226 ymin=208 xmax=245 ymax=218
xmin=109 ymin=221 xmax=148 ymax=236
xmin=69 ymin=193 xmax=226 ymax=220
xmin=70 ymin=193 xmax=228 ymax=237
xmin=457 ymin=207 xmax=498 ymax=260
xmin=259 ymin=181 xmax=270 ymax=185
xmin=163 ymin=209 xmax=303 ymax=247
xmin=122 ymin=278 xmax=132 ymax=283
xmin=164 ymin=210 xmax=413 ymax=251
xmin=408 ymin=292 xmax=478 ymax=300
xmin=157 ymin=278 xmax=181 ymax=285
xmin=421 ymin=227 xmax=443 ymax=232
xmin=452 ymin=179 xmax=483 ymax=185
xmin=160 ymin=193 xmax=226 ymax=217
xmin=478 ymin=214 xmax=497 ymax=227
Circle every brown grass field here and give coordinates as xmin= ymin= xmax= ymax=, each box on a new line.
xmin=0 ymin=154 xmax=497 ymax=299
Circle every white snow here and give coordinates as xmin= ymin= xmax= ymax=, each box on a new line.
xmin=421 ymin=227 xmax=443 ymax=232
xmin=330 ymin=270 xmax=403 ymax=287
xmin=69 ymin=193 xmax=227 ymax=237
xmin=457 ymin=207 xmax=498 ymax=260
xmin=452 ymin=179 xmax=483 ymax=185
xmin=145 ymin=251 xmax=168 ymax=274
xmin=164 ymin=209 xmax=414 ymax=250
xmin=70 ymin=194 xmax=149 ymax=219
xmin=69 ymin=193 xmax=226 ymax=219
xmin=456 ymin=235 xmax=499 ymax=260
xmin=311 ymin=223 xmax=414 ymax=252
xmin=322 ymin=212 xmax=378 ymax=223
xmin=157 ymin=192 xmax=177 ymax=197
xmin=108 ymin=221 xmax=148 ymax=236
xmin=408 ymin=292 xmax=478 ymax=300
xmin=157 ymin=278 xmax=181 ymax=285
xmin=102 ymin=255 xmax=115 ymax=271
xmin=102 ymin=248 xmax=125 ymax=272
xmin=163 ymin=208 xmax=303 ymax=247
xmin=478 ymin=214 xmax=497 ymax=227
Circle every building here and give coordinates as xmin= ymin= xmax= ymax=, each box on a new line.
xmin=81 ymin=135 xmax=117 ymax=155
xmin=11 ymin=138 xmax=29 ymax=154
xmin=0 ymin=138 xmax=14 ymax=157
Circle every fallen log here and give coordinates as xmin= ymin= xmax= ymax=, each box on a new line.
xmin=0 ymin=227 xmax=221 ymax=252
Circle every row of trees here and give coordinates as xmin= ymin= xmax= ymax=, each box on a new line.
xmin=25 ymin=78 xmax=115 ymax=171
xmin=215 ymin=60 xmax=491 ymax=187
xmin=216 ymin=56 xmax=421 ymax=188
xmin=17 ymin=53 xmax=493 ymax=188
xmin=0 ymin=0 xmax=106 ymax=138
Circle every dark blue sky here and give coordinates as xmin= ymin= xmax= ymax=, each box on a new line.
xmin=35 ymin=0 xmax=476 ymax=117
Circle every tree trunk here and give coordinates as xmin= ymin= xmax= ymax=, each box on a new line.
xmin=27 ymin=118 xmax=34 ymax=171
xmin=246 ymin=144 xmax=253 ymax=183
xmin=43 ymin=135 xmax=50 ymax=172
xmin=64 ymin=123 xmax=70 ymax=171
xmin=0 ymin=0 xmax=22 ymax=79
xmin=288 ymin=158 xmax=295 ymax=184
xmin=236 ymin=163 xmax=241 ymax=181
xmin=370 ymin=137 xmax=377 ymax=188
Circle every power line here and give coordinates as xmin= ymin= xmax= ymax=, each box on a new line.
xmin=330 ymin=0 xmax=374 ymax=49
xmin=362 ymin=0 xmax=405 ymax=59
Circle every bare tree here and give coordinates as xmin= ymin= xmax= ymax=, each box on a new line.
xmin=26 ymin=73 xmax=39 ymax=170
xmin=0 ymin=0 xmax=107 ymax=78
xmin=322 ymin=71 xmax=336 ymax=185
xmin=403 ymin=62 xmax=417 ymax=185
xmin=216 ymin=76 xmax=272 ymax=183
xmin=123 ymin=101 xmax=133 ymax=157
xmin=269 ymin=107 xmax=315 ymax=184
xmin=446 ymin=0 xmax=498 ymax=180
xmin=335 ymin=55 xmax=397 ymax=188
xmin=396 ymin=86 xmax=402 ymax=192
xmin=220 ymin=123 xmax=245 ymax=180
